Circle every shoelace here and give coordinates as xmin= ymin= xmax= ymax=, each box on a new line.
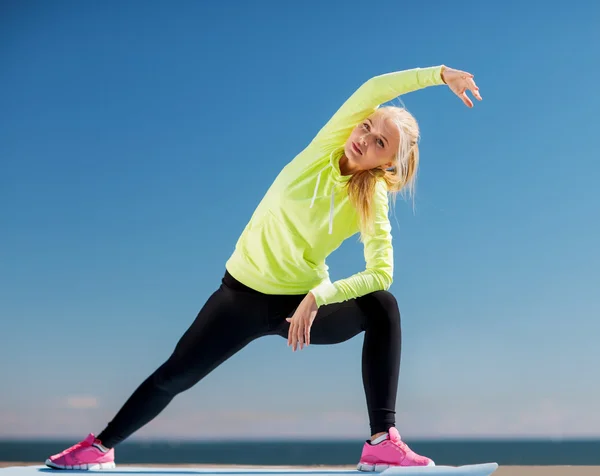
xmin=56 ymin=441 xmax=86 ymax=457
xmin=390 ymin=438 xmax=413 ymax=454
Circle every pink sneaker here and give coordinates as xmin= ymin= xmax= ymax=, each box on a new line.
xmin=45 ymin=433 xmax=115 ymax=470
xmin=357 ymin=427 xmax=434 ymax=471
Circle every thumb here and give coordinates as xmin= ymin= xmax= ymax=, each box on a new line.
xmin=286 ymin=318 xmax=292 ymax=322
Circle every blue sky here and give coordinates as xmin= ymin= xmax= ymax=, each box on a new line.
xmin=1 ymin=0 xmax=599 ymax=441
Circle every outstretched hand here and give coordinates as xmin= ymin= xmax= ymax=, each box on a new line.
xmin=441 ymin=66 xmax=482 ymax=108
xmin=286 ymin=292 xmax=318 ymax=352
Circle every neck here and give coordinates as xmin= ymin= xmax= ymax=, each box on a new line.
xmin=338 ymin=154 xmax=360 ymax=176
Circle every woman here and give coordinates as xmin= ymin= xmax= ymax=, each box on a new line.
xmin=46 ymin=64 xmax=482 ymax=471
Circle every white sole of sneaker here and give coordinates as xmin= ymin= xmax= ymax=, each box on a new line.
xmin=45 ymin=459 xmax=116 ymax=470
xmin=357 ymin=461 xmax=436 ymax=472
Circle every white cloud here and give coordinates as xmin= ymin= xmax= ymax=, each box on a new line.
xmin=66 ymin=396 xmax=99 ymax=409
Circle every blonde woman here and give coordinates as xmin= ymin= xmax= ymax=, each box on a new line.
xmin=46 ymin=64 xmax=481 ymax=471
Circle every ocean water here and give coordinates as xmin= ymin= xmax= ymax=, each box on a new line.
xmin=1 ymin=439 xmax=599 ymax=466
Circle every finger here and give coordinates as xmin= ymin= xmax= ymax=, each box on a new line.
xmin=467 ymin=78 xmax=482 ymax=101
xmin=297 ymin=323 xmax=304 ymax=350
xmin=305 ymin=322 xmax=311 ymax=346
xmin=293 ymin=323 xmax=300 ymax=351
xmin=291 ymin=321 xmax=299 ymax=351
xmin=460 ymin=91 xmax=474 ymax=108
xmin=288 ymin=319 xmax=295 ymax=347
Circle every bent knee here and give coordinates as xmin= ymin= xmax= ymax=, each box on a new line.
xmin=361 ymin=290 xmax=400 ymax=326
xmin=371 ymin=290 xmax=398 ymax=310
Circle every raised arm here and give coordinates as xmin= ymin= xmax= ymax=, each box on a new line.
xmin=311 ymin=65 xmax=446 ymax=148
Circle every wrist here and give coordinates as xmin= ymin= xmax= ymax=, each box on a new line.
xmin=307 ymin=292 xmax=320 ymax=309
xmin=440 ymin=65 xmax=447 ymax=84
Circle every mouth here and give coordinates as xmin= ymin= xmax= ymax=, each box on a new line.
xmin=352 ymin=142 xmax=362 ymax=155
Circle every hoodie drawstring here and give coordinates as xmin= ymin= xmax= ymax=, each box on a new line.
xmin=310 ymin=165 xmax=335 ymax=235
xmin=328 ymin=186 xmax=334 ymax=235
xmin=309 ymin=169 xmax=322 ymax=209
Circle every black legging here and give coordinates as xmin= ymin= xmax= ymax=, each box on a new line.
xmin=97 ymin=270 xmax=402 ymax=448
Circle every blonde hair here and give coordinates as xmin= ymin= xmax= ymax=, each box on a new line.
xmin=347 ymin=106 xmax=420 ymax=237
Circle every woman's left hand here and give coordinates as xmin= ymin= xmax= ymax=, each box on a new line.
xmin=441 ymin=66 xmax=482 ymax=108
xmin=286 ymin=292 xmax=318 ymax=351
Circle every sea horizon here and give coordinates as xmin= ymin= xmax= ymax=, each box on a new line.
xmin=2 ymin=437 xmax=599 ymax=466
xmin=2 ymin=435 xmax=600 ymax=442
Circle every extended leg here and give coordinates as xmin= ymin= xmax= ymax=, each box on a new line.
xmin=97 ymin=278 xmax=270 ymax=447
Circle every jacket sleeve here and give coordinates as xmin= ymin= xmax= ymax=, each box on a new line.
xmin=310 ymin=180 xmax=394 ymax=307
xmin=309 ymin=65 xmax=446 ymax=149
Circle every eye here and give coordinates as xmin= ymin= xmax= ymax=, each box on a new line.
xmin=362 ymin=122 xmax=370 ymax=131
xmin=377 ymin=138 xmax=384 ymax=147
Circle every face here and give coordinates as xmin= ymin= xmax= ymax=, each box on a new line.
xmin=342 ymin=110 xmax=400 ymax=173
